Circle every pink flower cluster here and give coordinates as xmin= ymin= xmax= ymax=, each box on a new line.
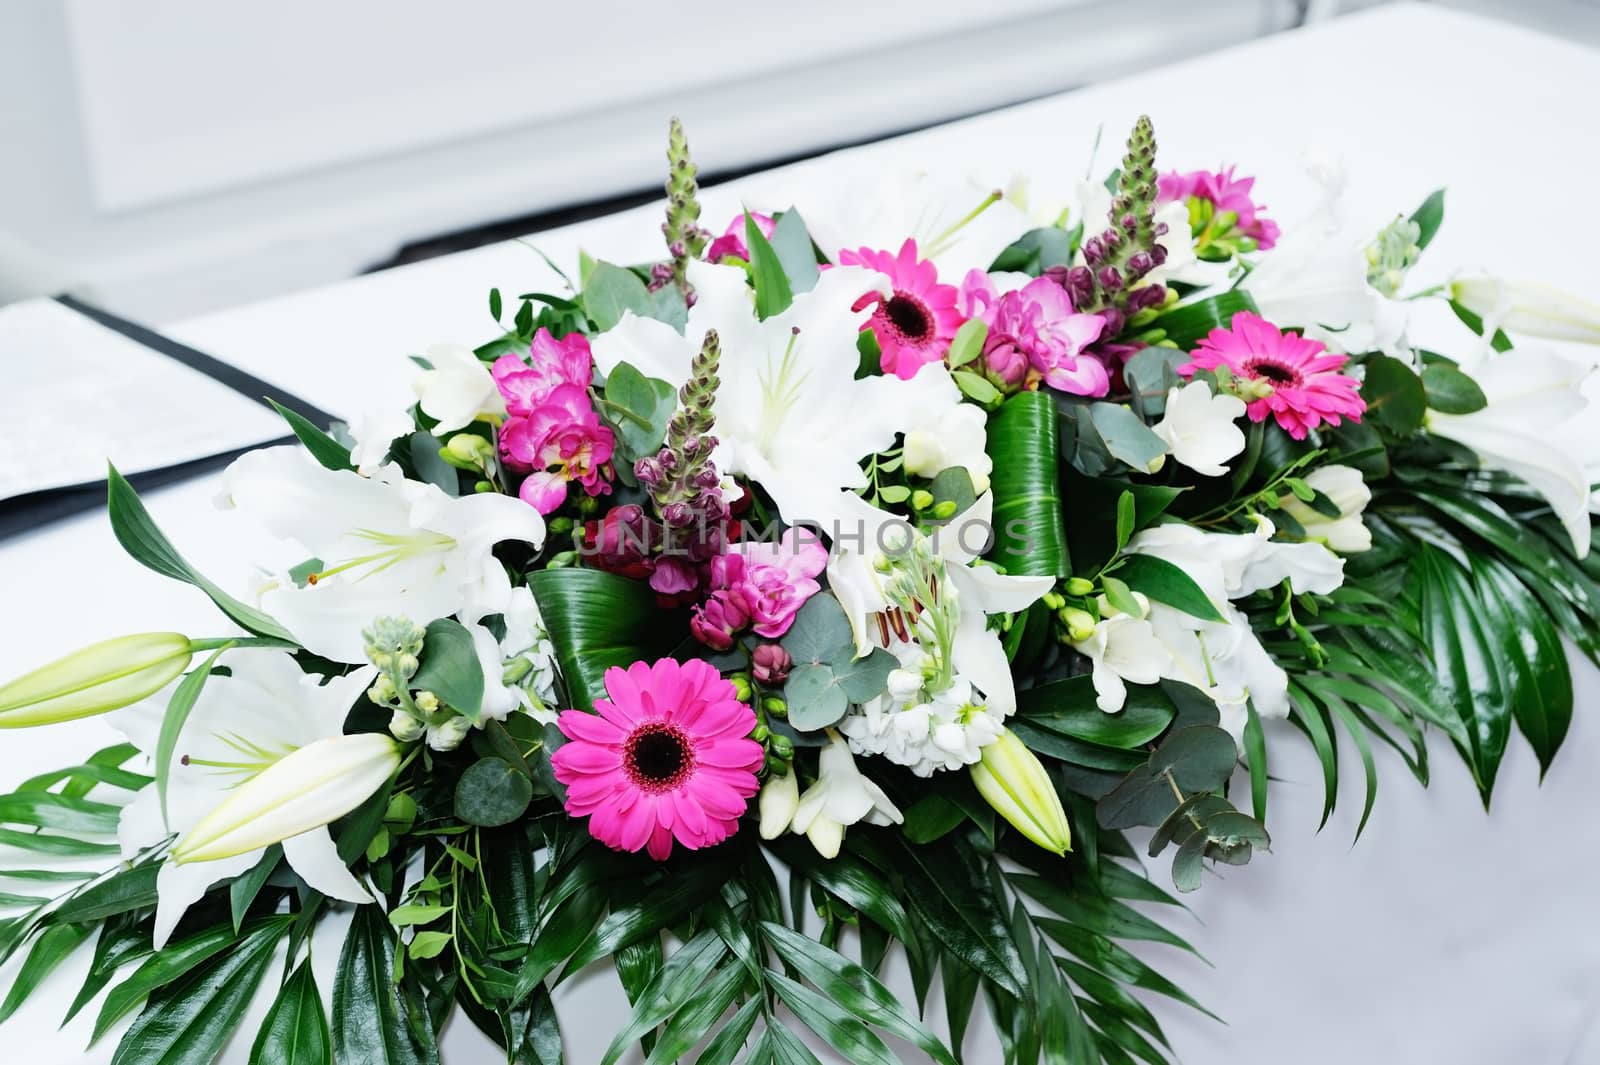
xmin=1158 ymin=167 xmax=1281 ymax=251
xmin=493 ymin=329 xmax=614 ymax=514
xmin=1179 ymin=312 xmax=1365 ymax=440
xmin=552 ymin=657 xmax=762 ymax=860
xmin=689 ymin=529 xmax=827 ymax=650
xmin=960 ymin=272 xmax=1108 ymax=396
xmin=705 ymin=212 xmax=776 ymax=263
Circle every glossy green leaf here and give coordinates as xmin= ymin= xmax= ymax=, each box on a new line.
xmin=527 ymin=568 xmax=680 ymax=716
xmin=762 ymin=921 xmax=959 ymax=1065
xmin=1361 ymin=354 xmax=1426 ymax=434
xmin=412 ymin=618 xmax=485 ymax=722
xmin=1149 ymin=290 xmax=1258 ymax=349
xmin=1015 ymin=676 xmax=1174 ymax=748
xmin=95 ymin=920 xmax=249 ymax=1042
xmin=53 ymin=863 xmax=160 ymax=925
xmin=158 ymin=644 xmax=230 ymax=821
xmin=0 ymin=923 xmax=87 ymax=1023
xmin=108 ymin=466 xmax=295 ymax=642
xmin=110 ymin=917 xmax=286 ymax=1065
xmin=559 ymin=853 xmax=732 ymax=978
xmin=1242 ymin=701 xmax=1268 ymax=824
xmin=250 ymin=961 xmax=331 ymax=1065
xmin=333 ymin=907 xmax=438 ymax=1065
xmin=986 ymin=391 xmax=1070 ymax=577
xmin=895 ymin=838 xmax=1026 ymax=999
xmin=1115 ymin=554 xmax=1225 ymax=622
xmin=641 ymin=961 xmax=745 ymax=1065
xmin=1421 ymin=363 xmax=1486 ymax=414
xmin=1471 ymin=554 xmax=1572 ymax=777
xmin=1408 ymin=188 xmax=1445 ymax=250
xmin=746 ymin=212 xmax=794 ymax=318
xmin=767 ymin=969 xmax=900 ymax=1065
xmin=695 ymin=994 xmax=762 ymax=1065
xmin=270 ymin=400 xmax=354 ymax=472
xmin=230 ymin=847 xmax=280 ymax=932
xmin=598 ymin=929 xmax=727 ymax=1065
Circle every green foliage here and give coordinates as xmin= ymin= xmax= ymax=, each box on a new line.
xmin=412 ymin=618 xmax=485 ymax=722
xmin=270 ymin=400 xmax=355 ymax=472
xmin=986 ymin=391 xmax=1071 ymax=577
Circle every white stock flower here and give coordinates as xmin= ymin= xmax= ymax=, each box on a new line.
xmin=1428 ymin=346 xmax=1594 ymax=556
xmin=220 ymin=446 xmax=545 ymax=663
xmin=114 ymin=654 xmax=381 ymax=947
xmin=1070 ymin=594 xmax=1170 ymax=714
xmin=899 ymin=402 xmax=992 ymax=493
xmin=1152 ymin=380 xmax=1247 ymax=477
xmin=469 ymin=585 xmax=562 ymax=725
xmin=1280 ymin=464 xmax=1373 ymax=553
xmin=592 ymin=260 xmax=968 ymax=530
xmin=412 ymin=344 xmax=507 ymax=434
xmin=788 ymin=733 xmax=903 ymax=858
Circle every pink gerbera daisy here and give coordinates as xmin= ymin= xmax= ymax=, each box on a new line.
xmin=838 ymin=239 xmax=964 ymax=379
xmin=1158 ymin=167 xmax=1281 ymax=251
xmin=552 ymin=658 xmax=763 ymax=860
xmin=1179 ymin=312 xmax=1365 ymax=440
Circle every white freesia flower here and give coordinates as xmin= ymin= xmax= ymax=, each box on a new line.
xmin=757 ymin=767 xmax=800 ymax=841
xmin=592 ymin=259 xmax=966 ymax=529
xmin=1452 ymin=275 xmax=1600 ymax=345
xmin=899 ymin=402 xmax=992 ymax=493
xmin=468 ymin=585 xmax=561 ymax=725
xmin=1146 ymin=600 xmax=1289 ymax=739
xmin=220 ymin=446 xmax=545 ymax=663
xmin=1071 ymin=594 xmax=1170 ymax=713
xmin=1280 ymin=464 xmax=1373 ymax=553
xmin=412 ymin=343 xmax=507 ymax=434
xmin=348 ymin=406 xmax=414 ymax=476
xmin=114 ymin=654 xmax=382 ymax=947
xmin=1130 ymin=517 xmax=1345 ymax=601
xmin=1152 ymin=381 xmax=1247 ymax=477
xmin=787 ymin=733 xmax=903 ymax=859
xmin=1428 ymin=347 xmax=1594 ymax=556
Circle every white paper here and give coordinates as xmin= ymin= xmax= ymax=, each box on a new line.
xmin=0 ymin=299 xmax=289 ymax=501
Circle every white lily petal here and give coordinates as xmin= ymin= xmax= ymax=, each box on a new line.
xmin=152 ymin=850 xmax=259 ymax=949
xmin=282 ymin=827 xmax=372 ymax=904
xmin=952 ymin=608 xmax=1019 ymax=718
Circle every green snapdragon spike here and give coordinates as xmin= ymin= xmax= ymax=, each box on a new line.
xmin=642 ymin=328 xmax=722 ymax=520
xmin=661 ymin=117 xmax=710 ymax=301
xmin=1071 ymin=114 xmax=1169 ymax=322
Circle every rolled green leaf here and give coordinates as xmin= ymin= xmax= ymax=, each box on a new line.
xmin=985 ymin=390 xmax=1070 ymax=578
xmin=1149 ymin=290 xmax=1258 ymax=350
xmin=526 ymin=568 xmax=682 ymax=713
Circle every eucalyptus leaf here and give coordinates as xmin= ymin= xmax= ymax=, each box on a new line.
xmin=454 ymin=758 xmax=534 ymax=827
xmin=583 ymin=262 xmax=654 ymax=332
xmin=412 ymin=618 xmax=485 ymax=722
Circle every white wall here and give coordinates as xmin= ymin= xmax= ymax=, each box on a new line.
xmin=0 ymin=0 xmax=1295 ymax=323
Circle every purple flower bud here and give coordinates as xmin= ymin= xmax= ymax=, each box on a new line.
xmin=683 ymin=436 xmax=701 ymax=455
xmin=752 ymin=643 xmax=793 ymax=685
xmin=1120 ymin=213 xmax=1138 ymax=233
xmin=1099 ymin=307 xmax=1126 ymax=337
xmin=1082 ymin=236 xmax=1105 ymax=264
xmin=668 ymin=241 xmax=687 ymax=259
xmin=1065 ymin=266 xmax=1096 ymax=310
xmin=982 ymin=337 xmax=1029 ymax=390
xmin=1126 ymin=251 xmax=1155 ymax=278
xmin=650 ymin=262 xmax=674 ymax=283
xmin=662 ymin=502 xmax=694 ymax=528
xmin=1097 ymin=266 xmax=1124 ymax=292
xmin=1129 ymin=284 xmax=1168 ymax=312
xmin=1040 ymin=265 xmax=1071 ymax=289
xmin=634 ymin=456 xmax=664 ymax=486
xmin=1150 ymin=243 xmax=1169 ymax=266
xmin=692 ymin=467 xmax=721 ymax=489
xmin=1101 ymin=227 xmax=1123 ymax=250
xmin=1154 ymin=222 xmax=1169 ymax=238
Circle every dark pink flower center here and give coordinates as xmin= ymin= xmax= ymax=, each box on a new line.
xmin=882 ymin=292 xmax=934 ymax=342
xmin=624 ymin=723 xmax=695 ymax=791
xmin=1245 ymin=358 xmax=1301 ymax=387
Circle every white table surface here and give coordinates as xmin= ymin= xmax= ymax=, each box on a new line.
xmin=5 ymin=4 xmax=1600 ymax=1062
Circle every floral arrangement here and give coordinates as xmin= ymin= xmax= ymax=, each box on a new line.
xmin=2 ymin=115 xmax=1598 ymax=1064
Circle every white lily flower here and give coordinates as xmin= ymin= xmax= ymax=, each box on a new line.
xmin=1129 ymin=517 xmax=1345 ymax=601
xmin=1428 ymin=346 xmax=1594 ymax=556
xmin=774 ymin=167 xmax=1030 ymax=278
xmin=592 ymin=259 xmax=967 ymax=529
xmin=412 ymin=343 xmax=507 ymax=434
xmin=1152 ymin=381 xmax=1247 ymax=477
xmin=1452 ymin=275 xmax=1600 ymax=346
xmin=220 ymin=446 xmax=545 ymax=663
xmin=788 ymin=733 xmax=903 ymax=859
xmin=828 ymin=491 xmax=1054 ymax=718
xmin=348 ymin=406 xmax=415 ymax=476
xmin=114 ymin=654 xmax=383 ymax=947
xmin=1280 ymin=464 xmax=1373 ymax=553
xmin=1146 ymin=600 xmax=1289 ymax=740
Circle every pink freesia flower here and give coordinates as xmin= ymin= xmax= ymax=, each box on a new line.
xmin=1158 ymin=167 xmax=1281 ymax=250
xmin=728 ymin=529 xmax=828 ymax=638
xmin=959 ymin=271 xmax=1108 ymax=396
xmin=500 ymin=385 xmax=615 ymax=513
xmin=553 ymin=658 xmax=763 ymax=860
xmin=492 ymin=329 xmax=594 ymax=415
xmin=838 ymin=240 xmax=964 ymax=379
xmin=705 ymin=212 xmax=776 ymax=263
xmin=1179 ymin=312 xmax=1366 ymax=441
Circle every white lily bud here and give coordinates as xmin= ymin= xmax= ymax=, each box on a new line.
xmin=0 ymin=633 xmax=192 ymax=727
xmin=970 ymin=728 xmax=1071 ymax=855
xmin=173 ymin=733 xmax=401 ymax=863
xmin=1451 ymin=275 xmax=1600 ymax=345
xmin=758 ymin=768 xmax=800 ymax=840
